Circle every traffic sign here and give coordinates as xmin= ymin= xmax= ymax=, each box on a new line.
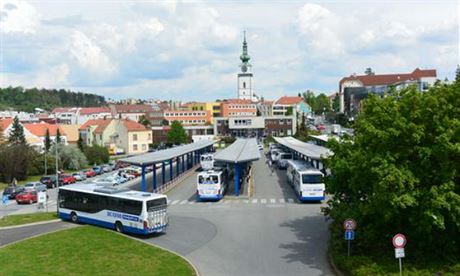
xmin=392 ymin=233 xmax=407 ymax=248
xmin=395 ymin=248 xmax=405 ymax=258
xmin=343 ymin=219 xmax=357 ymax=230
xmin=2 ymin=195 xmax=8 ymax=206
xmin=345 ymin=230 xmax=355 ymax=240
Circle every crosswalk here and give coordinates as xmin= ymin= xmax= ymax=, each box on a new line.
xmin=167 ymin=197 xmax=301 ymax=206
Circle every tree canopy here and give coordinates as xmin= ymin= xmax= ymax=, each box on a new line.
xmin=324 ymin=82 xmax=460 ymax=260
xmin=302 ymin=90 xmax=331 ymax=115
xmin=8 ymin=116 xmax=26 ymax=145
xmin=167 ymin=121 xmax=188 ymax=145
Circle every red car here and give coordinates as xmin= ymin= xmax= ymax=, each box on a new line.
xmin=84 ymin=169 xmax=96 ymax=178
xmin=16 ymin=191 xmax=38 ymax=204
xmin=60 ymin=174 xmax=76 ymax=185
xmin=316 ymin=124 xmax=326 ymax=131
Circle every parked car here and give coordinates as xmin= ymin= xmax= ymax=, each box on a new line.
xmin=92 ymin=166 xmax=103 ymax=175
xmin=316 ymin=124 xmax=326 ymax=131
xmin=2 ymin=186 xmax=25 ymax=199
xmin=84 ymin=169 xmax=96 ymax=178
xmin=101 ymin=165 xmax=112 ymax=173
xmin=16 ymin=191 xmax=38 ymax=204
xmin=72 ymin=172 xmax=86 ymax=182
xmin=40 ymin=175 xmax=58 ymax=188
xmin=23 ymin=182 xmax=47 ymax=192
xmin=60 ymin=174 xmax=76 ymax=185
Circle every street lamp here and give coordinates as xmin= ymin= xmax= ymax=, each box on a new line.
xmin=55 ymin=115 xmax=59 ymax=189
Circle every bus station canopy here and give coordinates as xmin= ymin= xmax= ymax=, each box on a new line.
xmin=120 ymin=140 xmax=215 ymax=167
xmin=273 ymin=136 xmax=333 ymax=160
xmin=214 ymin=138 xmax=260 ymax=164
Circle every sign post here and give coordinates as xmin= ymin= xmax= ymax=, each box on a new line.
xmin=37 ymin=191 xmax=47 ymax=212
xmin=392 ymin=233 xmax=407 ymax=276
xmin=343 ymin=219 xmax=357 ymax=257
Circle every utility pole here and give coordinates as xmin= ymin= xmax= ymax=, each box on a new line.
xmin=55 ymin=115 xmax=59 ymax=189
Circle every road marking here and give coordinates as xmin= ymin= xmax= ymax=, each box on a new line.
xmin=179 ymin=200 xmax=188 ymax=205
xmin=252 ymin=199 xmax=258 ymax=204
xmin=287 ymin=198 xmax=294 ymax=203
xmin=170 ymin=200 xmax=179 ymax=205
xmin=261 ymin=199 xmax=267 ymax=204
xmin=279 ymin=198 xmax=285 ymax=204
xmin=270 ymin=198 xmax=276 ymax=204
xmin=188 ymin=201 xmax=195 ymax=205
xmin=243 ymin=200 xmax=249 ymax=204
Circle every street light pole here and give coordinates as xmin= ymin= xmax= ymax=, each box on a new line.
xmin=55 ymin=115 xmax=59 ymax=189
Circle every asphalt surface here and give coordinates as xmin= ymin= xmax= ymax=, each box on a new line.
xmin=0 ymin=152 xmax=333 ymax=276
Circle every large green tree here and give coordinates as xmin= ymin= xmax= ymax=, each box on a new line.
xmin=8 ymin=116 xmax=26 ymax=145
xmin=324 ymin=82 xmax=460 ymax=260
xmin=84 ymin=145 xmax=109 ymax=165
xmin=302 ymin=91 xmax=331 ymax=115
xmin=167 ymin=121 xmax=188 ymax=145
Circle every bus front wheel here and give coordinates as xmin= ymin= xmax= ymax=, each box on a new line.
xmin=70 ymin=212 xmax=78 ymax=223
xmin=115 ymin=221 xmax=123 ymax=233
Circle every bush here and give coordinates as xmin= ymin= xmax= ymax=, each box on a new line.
xmin=0 ymin=144 xmax=34 ymax=182
xmin=53 ymin=144 xmax=88 ymax=170
xmin=84 ymin=145 xmax=109 ymax=165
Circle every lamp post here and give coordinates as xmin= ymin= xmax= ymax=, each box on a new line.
xmin=55 ymin=115 xmax=59 ymax=189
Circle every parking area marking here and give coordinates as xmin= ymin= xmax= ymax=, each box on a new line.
xmin=287 ymin=198 xmax=294 ymax=203
xmin=279 ymin=198 xmax=285 ymax=204
xmin=261 ymin=199 xmax=267 ymax=204
xmin=252 ymin=199 xmax=258 ymax=204
xmin=179 ymin=200 xmax=188 ymax=205
xmin=270 ymin=198 xmax=276 ymax=204
xmin=170 ymin=200 xmax=180 ymax=205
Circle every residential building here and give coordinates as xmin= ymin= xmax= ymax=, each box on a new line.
xmin=163 ymin=110 xmax=212 ymax=126
xmin=77 ymin=107 xmax=112 ymax=125
xmin=220 ymin=99 xmax=257 ymax=117
xmin=51 ymin=107 xmax=79 ymax=124
xmin=0 ymin=111 xmax=40 ymax=123
xmin=272 ymin=96 xmax=311 ymax=117
xmin=214 ymin=116 xmax=296 ymax=138
xmin=339 ymin=68 xmax=437 ymax=114
xmin=22 ymin=122 xmax=68 ymax=150
xmin=257 ymin=100 xmax=273 ymax=117
xmin=79 ymin=118 xmax=151 ymax=155
xmin=184 ymin=102 xmax=222 ymax=123
xmin=60 ymin=124 xmax=81 ymax=145
xmin=147 ymin=102 xmax=169 ymax=126
xmin=152 ymin=125 xmax=214 ymax=143
xmin=110 ymin=104 xmax=154 ymax=122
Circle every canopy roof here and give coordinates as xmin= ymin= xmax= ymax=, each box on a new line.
xmin=273 ymin=136 xmax=333 ymax=160
xmin=120 ymin=140 xmax=215 ymax=166
xmin=214 ymin=138 xmax=260 ymax=163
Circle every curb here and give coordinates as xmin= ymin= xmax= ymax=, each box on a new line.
xmin=328 ymin=250 xmax=345 ymax=276
xmin=115 ymin=231 xmax=201 ymax=276
xmin=0 ymin=219 xmax=61 ymax=230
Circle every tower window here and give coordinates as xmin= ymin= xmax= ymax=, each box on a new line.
xmin=243 ymin=82 xmax=246 ymax=89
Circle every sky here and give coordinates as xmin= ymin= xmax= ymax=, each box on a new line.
xmin=0 ymin=0 xmax=458 ymax=101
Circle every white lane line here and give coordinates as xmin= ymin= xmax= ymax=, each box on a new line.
xmin=179 ymin=200 xmax=188 ymax=205
xmin=170 ymin=200 xmax=180 ymax=205
xmin=270 ymin=198 xmax=276 ymax=204
xmin=287 ymin=198 xmax=294 ymax=203
xmin=252 ymin=199 xmax=258 ymax=204
xmin=261 ymin=199 xmax=267 ymax=204
xmin=188 ymin=201 xmax=195 ymax=205
xmin=279 ymin=198 xmax=285 ymax=204
xmin=243 ymin=200 xmax=249 ymax=204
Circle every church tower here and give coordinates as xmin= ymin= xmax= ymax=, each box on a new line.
xmin=237 ymin=31 xmax=255 ymax=101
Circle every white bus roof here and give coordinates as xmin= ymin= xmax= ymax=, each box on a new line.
xmin=59 ymin=183 xmax=166 ymax=201
xmin=287 ymin=160 xmax=323 ymax=174
xmin=198 ymin=169 xmax=224 ymax=176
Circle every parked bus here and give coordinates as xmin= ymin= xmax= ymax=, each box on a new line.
xmin=286 ymin=160 xmax=325 ymax=202
xmin=196 ymin=168 xmax=228 ymax=200
xmin=58 ymin=184 xmax=168 ymax=235
xmin=200 ymin=153 xmax=214 ymax=170
xmin=277 ymin=152 xmax=293 ymax=169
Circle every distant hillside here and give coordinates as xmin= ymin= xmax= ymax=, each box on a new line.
xmin=0 ymin=86 xmax=106 ymax=112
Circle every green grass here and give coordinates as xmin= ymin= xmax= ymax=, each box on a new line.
xmin=0 ymin=212 xmax=59 ymax=227
xmin=0 ymin=175 xmax=42 ymax=190
xmin=0 ymin=225 xmax=195 ymax=276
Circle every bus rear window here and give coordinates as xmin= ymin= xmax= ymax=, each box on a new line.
xmin=198 ymin=175 xmax=218 ymax=184
xmin=280 ymin=154 xmax=292 ymax=159
xmin=302 ymin=174 xmax=323 ymax=184
xmin=147 ymin=198 xmax=167 ymax=210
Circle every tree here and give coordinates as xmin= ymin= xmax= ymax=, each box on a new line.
xmin=161 ymin=119 xmax=169 ymax=126
xmin=364 ymin=67 xmax=375 ymax=75
xmin=456 ymin=65 xmax=460 ymax=83
xmin=303 ymin=90 xmax=316 ymax=110
xmin=8 ymin=116 xmax=26 ymax=145
xmin=0 ymin=144 xmax=34 ymax=182
xmin=285 ymin=106 xmax=293 ymax=116
xmin=332 ymin=93 xmax=340 ymax=112
xmin=324 ymin=82 xmax=460 ymax=260
xmin=84 ymin=145 xmax=110 ymax=165
xmin=52 ymin=144 xmax=88 ymax=170
xmin=55 ymin=128 xmax=61 ymax=144
xmin=138 ymin=115 xmax=150 ymax=127
xmin=167 ymin=121 xmax=188 ymax=145
xmin=77 ymin=133 xmax=84 ymax=151
xmin=0 ymin=124 xmax=4 ymax=144
xmin=314 ymin=94 xmax=331 ymax=115
xmin=44 ymin=129 xmax=51 ymax=152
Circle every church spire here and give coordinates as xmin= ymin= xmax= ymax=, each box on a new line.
xmin=240 ymin=31 xmax=250 ymax=64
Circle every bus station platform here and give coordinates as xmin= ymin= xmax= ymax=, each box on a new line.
xmin=273 ymin=136 xmax=333 ymax=170
xmin=120 ymin=140 xmax=215 ymax=192
xmin=213 ymin=138 xmax=260 ymax=196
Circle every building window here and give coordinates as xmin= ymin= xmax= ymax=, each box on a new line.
xmin=243 ymin=82 xmax=246 ymax=89
xmin=133 ymin=144 xmax=138 ymax=151
xmin=148 ymin=133 xmax=152 ymax=140
xmin=133 ymin=134 xmax=138 ymax=141
xmin=142 ymin=144 xmax=146 ymax=151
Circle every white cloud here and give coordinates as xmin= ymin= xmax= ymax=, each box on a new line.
xmin=1 ymin=0 xmax=40 ymax=34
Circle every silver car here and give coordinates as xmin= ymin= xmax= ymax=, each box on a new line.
xmin=24 ymin=182 xmax=47 ymax=192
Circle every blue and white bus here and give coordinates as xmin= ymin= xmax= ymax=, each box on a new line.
xmin=286 ymin=160 xmax=325 ymax=202
xmin=196 ymin=168 xmax=228 ymax=201
xmin=58 ymin=184 xmax=168 ymax=235
xmin=200 ymin=153 xmax=214 ymax=171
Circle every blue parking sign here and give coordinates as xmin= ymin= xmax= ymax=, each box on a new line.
xmin=345 ymin=230 xmax=355 ymax=240
xmin=2 ymin=195 xmax=8 ymax=205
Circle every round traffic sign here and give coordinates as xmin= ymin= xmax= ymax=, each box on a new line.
xmin=392 ymin=233 xmax=407 ymax=248
xmin=343 ymin=219 xmax=357 ymax=230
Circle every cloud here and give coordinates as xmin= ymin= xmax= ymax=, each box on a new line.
xmin=1 ymin=0 xmax=40 ymax=34
xmin=42 ymin=15 xmax=83 ymax=27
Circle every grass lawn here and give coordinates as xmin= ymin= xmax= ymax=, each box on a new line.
xmin=0 ymin=212 xmax=59 ymax=227
xmin=1 ymin=175 xmax=42 ymax=192
xmin=0 ymin=225 xmax=195 ymax=276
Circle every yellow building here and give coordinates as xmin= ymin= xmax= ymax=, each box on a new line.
xmin=185 ymin=102 xmax=221 ymax=123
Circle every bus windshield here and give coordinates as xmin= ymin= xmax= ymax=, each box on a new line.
xmin=280 ymin=154 xmax=292 ymax=160
xmin=302 ymin=174 xmax=323 ymax=184
xmin=147 ymin=198 xmax=167 ymax=211
xmin=198 ymin=175 xmax=219 ymax=184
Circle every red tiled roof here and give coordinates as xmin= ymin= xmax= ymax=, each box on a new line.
xmin=79 ymin=107 xmax=111 ymax=115
xmin=114 ymin=104 xmax=154 ymax=113
xmin=79 ymin=119 xmax=113 ymax=134
xmin=223 ymin=99 xmax=254 ymax=104
xmin=0 ymin=118 xmax=13 ymax=130
xmin=23 ymin=123 xmax=66 ymax=137
xmin=52 ymin=107 xmax=78 ymax=113
xmin=339 ymin=68 xmax=437 ymax=88
xmin=274 ymin=96 xmax=304 ymax=105
xmin=122 ymin=119 xmax=148 ymax=132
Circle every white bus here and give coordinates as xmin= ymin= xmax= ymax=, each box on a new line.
xmin=200 ymin=153 xmax=214 ymax=171
xmin=286 ymin=160 xmax=325 ymax=202
xmin=196 ymin=168 xmax=228 ymax=201
xmin=58 ymin=184 xmax=168 ymax=235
